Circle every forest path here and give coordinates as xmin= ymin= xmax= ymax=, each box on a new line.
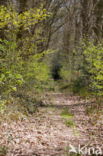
xmin=0 ymin=93 xmax=103 ymax=156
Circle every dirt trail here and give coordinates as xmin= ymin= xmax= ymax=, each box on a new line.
xmin=0 ymin=93 xmax=103 ymax=156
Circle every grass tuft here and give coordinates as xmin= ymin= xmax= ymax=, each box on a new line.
xmin=61 ymin=108 xmax=75 ymax=127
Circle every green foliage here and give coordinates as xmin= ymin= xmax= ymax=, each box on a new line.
xmin=0 ymin=4 xmax=52 ymax=112
xmin=0 ymin=5 xmax=50 ymax=30
xmin=83 ymin=42 xmax=103 ymax=96
xmin=61 ymin=41 xmax=103 ymax=97
xmin=0 ymin=39 xmax=24 ymax=95
xmin=71 ymin=77 xmax=89 ymax=96
xmin=60 ymin=68 xmax=72 ymax=82
xmin=0 ymin=99 xmax=6 ymax=113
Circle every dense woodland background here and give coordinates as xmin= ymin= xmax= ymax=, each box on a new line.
xmin=0 ymin=0 xmax=103 ymax=155
xmin=0 ymin=0 xmax=103 ymax=113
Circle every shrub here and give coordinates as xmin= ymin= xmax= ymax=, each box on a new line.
xmin=0 ymin=4 xmax=52 ymax=113
xmin=83 ymin=42 xmax=103 ymax=96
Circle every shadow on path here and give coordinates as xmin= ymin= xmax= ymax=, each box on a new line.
xmin=42 ymin=102 xmax=94 ymax=109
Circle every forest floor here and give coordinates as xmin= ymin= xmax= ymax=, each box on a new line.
xmin=0 ymin=93 xmax=103 ymax=156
